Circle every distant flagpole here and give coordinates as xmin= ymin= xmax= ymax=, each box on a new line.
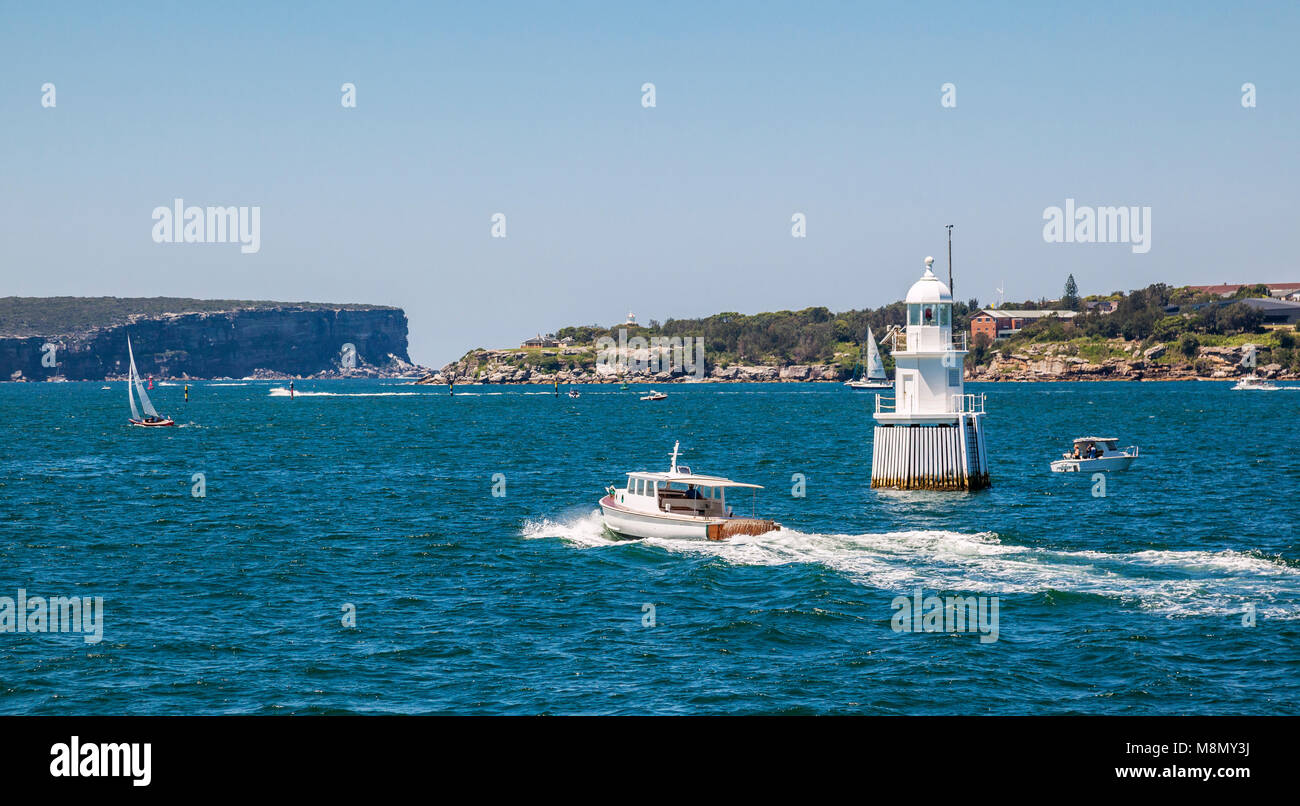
xmin=946 ymin=225 xmax=954 ymax=297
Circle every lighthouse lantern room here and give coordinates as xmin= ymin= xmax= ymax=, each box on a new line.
xmin=871 ymin=257 xmax=990 ymax=490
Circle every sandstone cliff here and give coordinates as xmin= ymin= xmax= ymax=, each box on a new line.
xmin=2 ymin=302 xmax=418 ymax=381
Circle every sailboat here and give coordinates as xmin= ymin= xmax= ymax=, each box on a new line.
xmin=844 ymin=327 xmax=891 ymax=390
xmin=126 ymin=336 xmax=175 ymax=427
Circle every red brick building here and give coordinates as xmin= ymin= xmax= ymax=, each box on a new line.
xmin=970 ymin=309 xmax=1077 ymax=342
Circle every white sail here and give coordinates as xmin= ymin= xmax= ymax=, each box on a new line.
xmin=865 ymin=327 xmax=887 ymax=381
xmin=127 ymin=337 xmax=140 ymax=420
xmin=127 ymin=337 xmax=159 ymax=419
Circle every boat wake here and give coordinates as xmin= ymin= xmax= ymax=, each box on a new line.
xmin=268 ymin=388 xmax=421 ymax=397
xmin=520 ymin=511 xmax=1300 ymax=619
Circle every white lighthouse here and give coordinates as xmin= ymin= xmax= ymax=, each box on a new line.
xmin=871 ymin=257 xmax=990 ymax=490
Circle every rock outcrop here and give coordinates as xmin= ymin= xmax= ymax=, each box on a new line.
xmin=417 ymin=349 xmax=850 ymax=385
xmin=2 ymin=304 xmax=419 ymax=381
xmin=968 ymin=339 xmax=1297 ymax=382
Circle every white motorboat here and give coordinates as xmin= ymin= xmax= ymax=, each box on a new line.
xmin=1233 ymin=374 xmax=1278 ymax=391
xmin=599 ymin=442 xmax=779 ymax=541
xmin=568 ymin=387 xmax=581 ymax=398
xmin=1050 ymin=437 xmax=1138 ymax=472
xmin=640 ymin=390 xmax=667 ymax=401
xmin=844 ymin=326 xmax=891 ymax=390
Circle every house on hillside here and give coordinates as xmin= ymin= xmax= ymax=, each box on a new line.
xmin=1239 ymin=298 xmax=1300 ymax=325
xmin=1085 ymin=300 xmax=1119 ymax=314
xmin=970 ymin=309 xmax=1077 ymax=342
xmin=521 ymin=334 xmax=559 ymax=348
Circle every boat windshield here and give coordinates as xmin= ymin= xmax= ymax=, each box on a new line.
xmin=660 ymin=481 xmax=719 ymax=499
xmin=657 ymin=482 xmax=725 ymax=516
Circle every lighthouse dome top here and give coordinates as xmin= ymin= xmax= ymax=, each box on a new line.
xmin=905 ymin=257 xmax=953 ymax=304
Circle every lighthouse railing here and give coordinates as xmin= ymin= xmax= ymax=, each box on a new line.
xmin=888 ymin=332 xmax=968 ymax=353
xmin=875 ymin=394 xmax=896 ymax=414
xmin=951 ymin=393 xmax=985 ymax=414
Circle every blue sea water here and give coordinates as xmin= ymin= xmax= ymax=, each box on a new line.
xmin=1 ymin=379 xmax=1297 ymax=714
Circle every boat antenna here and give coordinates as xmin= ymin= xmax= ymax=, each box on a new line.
xmin=946 ymin=224 xmax=954 ymax=297
xmin=669 ymin=440 xmax=680 ymax=474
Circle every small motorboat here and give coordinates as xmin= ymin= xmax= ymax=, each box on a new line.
xmin=1233 ymin=374 xmax=1278 ymax=391
xmin=125 ymin=336 xmax=177 ymax=427
xmin=640 ymin=390 xmax=667 ymax=401
xmin=600 ymin=442 xmax=779 ymax=541
xmin=1050 ymin=437 xmax=1138 ymax=472
xmin=568 ymin=388 xmax=581 ymax=398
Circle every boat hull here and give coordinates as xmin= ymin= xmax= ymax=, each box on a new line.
xmin=1050 ymin=455 xmax=1136 ymax=472
xmin=129 ymin=418 xmax=176 ymax=427
xmin=844 ymin=380 xmax=891 ymax=390
xmin=599 ymin=496 xmax=776 ymax=541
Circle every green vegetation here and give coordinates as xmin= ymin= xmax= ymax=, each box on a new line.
xmin=505 ymin=280 xmax=1300 ymax=377
xmin=554 ymin=301 xmax=983 ymax=367
xmin=984 ymin=282 xmax=1300 ymax=374
xmin=0 ymin=296 xmax=396 ymax=337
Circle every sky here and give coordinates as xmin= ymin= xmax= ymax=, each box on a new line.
xmin=1 ymin=1 xmax=1297 ymax=366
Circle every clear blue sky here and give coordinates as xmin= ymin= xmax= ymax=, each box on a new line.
xmin=2 ymin=1 xmax=1296 ymax=365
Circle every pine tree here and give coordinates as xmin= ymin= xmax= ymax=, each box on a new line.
xmin=1063 ymin=275 xmax=1080 ymax=310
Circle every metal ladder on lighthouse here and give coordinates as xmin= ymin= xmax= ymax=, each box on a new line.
xmin=963 ymin=416 xmax=981 ymax=476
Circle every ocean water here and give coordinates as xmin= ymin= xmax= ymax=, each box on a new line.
xmin=1 ymin=379 xmax=1297 ymax=714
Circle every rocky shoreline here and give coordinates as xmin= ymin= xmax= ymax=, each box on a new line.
xmin=970 ymin=340 xmax=1295 ymax=382
xmin=415 ymin=339 xmax=1297 ymax=385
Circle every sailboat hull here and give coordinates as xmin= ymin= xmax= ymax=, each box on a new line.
xmin=129 ymin=418 xmax=176 ymax=427
xmin=844 ymin=380 xmax=891 ymax=390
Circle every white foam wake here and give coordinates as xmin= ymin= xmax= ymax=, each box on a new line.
xmin=520 ymin=511 xmax=1300 ymax=619
xmin=268 ymin=388 xmax=421 ymax=397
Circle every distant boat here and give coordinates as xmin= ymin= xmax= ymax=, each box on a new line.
xmin=568 ymin=387 xmax=581 ymax=398
xmin=640 ymin=390 xmax=667 ymax=401
xmin=1233 ymin=374 xmax=1278 ymax=391
xmin=844 ymin=327 xmax=891 ymax=390
xmin=1050 ymin=437 xmax=1138 ymax=472
xmin=126 ymin=336 xmax=175 ymax=427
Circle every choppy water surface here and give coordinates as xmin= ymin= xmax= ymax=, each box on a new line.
xmin=1 ymin=380 xmax=1297 ymax=714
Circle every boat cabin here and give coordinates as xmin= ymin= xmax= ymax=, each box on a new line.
xmin=1066 ymin=437 xmax=1120 ymax=459
xmin=616 ymin=470 xmax=759 ymax=518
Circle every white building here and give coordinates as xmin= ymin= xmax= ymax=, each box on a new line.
xmin=871 ymin=257 xmax=991 ymax=490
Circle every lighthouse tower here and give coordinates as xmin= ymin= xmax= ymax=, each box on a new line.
xmin=871 ymin=257 xmax=990 ymax=490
